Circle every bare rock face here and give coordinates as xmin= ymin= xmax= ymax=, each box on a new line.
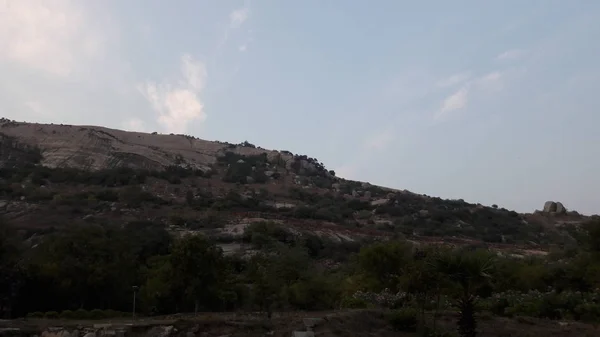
xmin=0 ymin=121 xmax=291 ymax=171
xmin=543 ymin=201 xmax=567 ymax=214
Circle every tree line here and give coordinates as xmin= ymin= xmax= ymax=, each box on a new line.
xmin=1 ymin=218 xmax=600 ymax=337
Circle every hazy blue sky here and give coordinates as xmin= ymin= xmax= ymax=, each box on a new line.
xmin=1 ymin=1 xmax=599 ymax=214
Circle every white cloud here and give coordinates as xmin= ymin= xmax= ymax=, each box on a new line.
xmin=479 ymin=71 xmax=502 ymax=83
xmin=181 ymin=54 xmax=207 ymax=92
xmin=230 ymin=7 xmax=250 ymax=29
xmin=435 ymin=87 xmax=469 ymax=120
xmin=333 ymin=164 xmax=360 ymax=180
xmin=122 ymin=118 xmax=147 ymax=132
xmin=477 ymin=71 xmax=504 ymax=92
xmin=364 ymin=130 xmax=395 ymax=151
xmin=496 ymin=49 xmax=526 ymax=61
xmin=138 ymin=54 xmax=208 ymax=134
xmin=436 ymin=72 xmax=471 ymax=87
xmin=24 ymin=101 xmax=45 ymax=116
xmin=433 ymin=70 xmax=506 ymax=121
xmin=0 ymin=0 xmax=104 ymax=77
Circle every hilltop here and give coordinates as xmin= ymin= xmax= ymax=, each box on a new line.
xmin=0 ymin=118 xmax=593 ymax=255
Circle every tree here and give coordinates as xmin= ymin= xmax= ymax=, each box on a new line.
xmin=357 ymin=241 xmax=413 ymax=291
xmin=246 ymin=253 xmax=282 ymax=318
xmin=169 ymin=235 xmax=228 ymax=313
xmin=0 ymin=225 xmax=22 ymax=318
xmin=434 ymin=249 xmax=495 ymax=337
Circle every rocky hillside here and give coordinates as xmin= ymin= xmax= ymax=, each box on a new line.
xmin=0 ymin=118 xmax=594 ymax=255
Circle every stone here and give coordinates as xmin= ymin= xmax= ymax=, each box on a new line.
xmin=83 ymin=332 xmax=96 ymax=337
xmin=292 ymin=332 xmax=314 ymax=337
xmin=42 ymin=330 xmax=71 ymax=337
xmin=186 ymin=332 xmax=195 ymax=337
xmin=93 ymin=325 xmax=112 ymax=330
xmin=370 ymin=198 xmax=389 ymax=206
xmin=146 ymin=326 xmax=175 ymax=337
xmin=543 ymin=201 xmax=557 ymax=213
xmin=555 ymin=202 xmax=567 ymax=214
xmin=302 ymin=318 xmax=323 ymax=330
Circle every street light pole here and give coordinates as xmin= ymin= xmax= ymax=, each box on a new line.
xmin=132 ymin=286 xmax=139 ymax=320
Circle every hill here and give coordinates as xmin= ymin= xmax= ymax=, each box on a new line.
xmin=0 ymin=118 xmax=593 ymax=255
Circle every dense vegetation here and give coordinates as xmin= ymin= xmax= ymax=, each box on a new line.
xmin=2 ymin=131 xmax=599 ymax=336
xmin=2 ymin=217 xmax=600 ymax=336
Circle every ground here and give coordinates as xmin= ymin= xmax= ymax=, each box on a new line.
xmin=1 ymin=311 xmax=598 ymax=337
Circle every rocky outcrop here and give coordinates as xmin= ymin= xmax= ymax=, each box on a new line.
xmin=543 ymin=201 xmax=567 ymax=214
xmin=0 ymin=121 xmax=291 ymax=171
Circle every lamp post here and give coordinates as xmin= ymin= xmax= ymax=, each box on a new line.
xmin=132 ymin=286 xmax=139 ymax=320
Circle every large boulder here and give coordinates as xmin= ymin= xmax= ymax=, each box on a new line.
xmin=543 ymin=201 xmax=567 ymax=214
xmin=543 ymin=201 xmax=557 ymax=213
xmin=555 ymin=202 xmax=567 ymax=214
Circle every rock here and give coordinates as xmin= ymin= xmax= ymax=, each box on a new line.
xmin=543 ymin=201 xmax=567 ymax=214
xmin=419 ymin=210 xmax=429 ymax=218
xmin=264 ymin=171 xmax=274 ymax=177
xmin=186 ymin=332 xmax=195 ymax=337
xmin=555 ymin=202 xmax=567 ymax=214
xmin=543 ymin=201 xmax=557 ymax=213
xmin=146 ymin=326 xmax=175 ymax=337
xmin=93 ymin=324 xmax=112 ymax=330
xmin=370 ymin=198 xmax=389 ymax=206
xmin=292 ymin=332 xmax=314 ymax=337
xmin=83 ymin=332 xmax=96 ymax=337
xmin=364 ymin=191 xmax=372 ymax=199
xmin=0 ymin=201 xmax=7 ymax=208
xmin=42 ymin=330 xmax=71 ymax=337
xmin=302 ymin=318 xmax=323 ymax=330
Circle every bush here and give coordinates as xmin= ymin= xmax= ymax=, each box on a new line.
xmin=340 ymin=297 xmax=369 ymax=309
xmin=44 ymin=311 xmax=59 ymax=319
xmin=59 ymin=310 xmax=75 ymax=319
xmin=26 ymin=311 xmax=44 ymax=318
xmin=74 ymin=308 xmax=90 ymax=319
xmin=387 ymin=308 xmax=418 ymax=332
xmin=89 ymin=309 xmax=107 ymax=319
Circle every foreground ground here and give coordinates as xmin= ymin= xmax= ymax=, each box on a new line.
xmin=1 ymin=311 xmax=599 ymax=337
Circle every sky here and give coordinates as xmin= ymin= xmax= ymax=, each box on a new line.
xmin=1 ymin=0 xmax=599 ymax=215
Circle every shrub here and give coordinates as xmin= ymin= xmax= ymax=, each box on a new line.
xmin=74 ymin=308 xmax=90 ymax=319
xmin=340 ymin=297 xmax=369 ymax=309
xmin=387 ymin=308 xmax=418 ymax=332
xmin=44 ymin=311 xmax=59 ymax=319
xmin=59 ymin=310 xmax=75 ymax=319
xmin=26 ymin=311 xmax=44 ymax=318
xmin=89 ymin=309 xmax=107 ymax=319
